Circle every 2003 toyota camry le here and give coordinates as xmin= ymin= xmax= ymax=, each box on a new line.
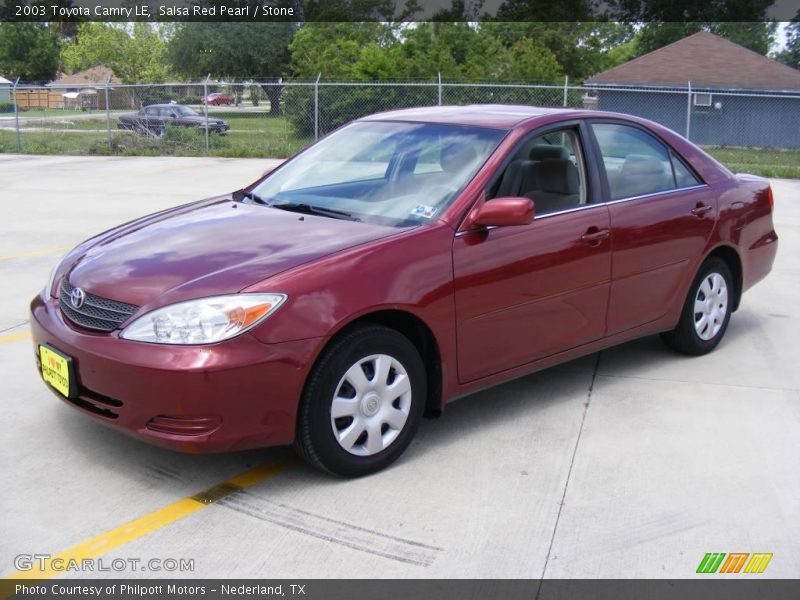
xmin=31 ymin=105 xmax=778 ymax=476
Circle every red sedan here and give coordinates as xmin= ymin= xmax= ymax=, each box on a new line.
xmin=201 ymin=92 xmax=234 ymax=106
xmin=30 ymin=105 xmax=778 ymax=477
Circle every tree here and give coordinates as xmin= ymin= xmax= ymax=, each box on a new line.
xmin=61 ymin=23 xmax=171 ymax=83
xmin=611 ymin=0 xmax=774 ymax=22
xmin=634 ymin=22 xmax=779 ymax=57
xmin=492 ymin=0 xmax=593 ymax=22
xmin=0 ymin=23 xmax=60 ymax=82
xmin=287 ymin=22 xmax=394 ymax=79
xmin=283 ymin=22 xmax=566 ymax=137
xmin=301 ymin=0 xmax=396 ymax=20
xmin=775 ymin=22 xmax=800 ymax=69
xmin=168 ymin=22 xmax=298 ymax=113
xmin=480 ymin=22 xmax=636 ymax=80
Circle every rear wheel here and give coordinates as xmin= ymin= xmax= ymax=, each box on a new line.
xmin=661 ymin=257 xmax=733 ymax=355
xmin=295 ymin=325 xmax=426 ymax=477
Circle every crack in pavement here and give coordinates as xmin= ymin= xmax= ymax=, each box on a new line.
xmin=0 ymin=321 xmax=28 ymax=334
xmin=536 ymin=351 xmax=601 ymax=594
xmin=598 ymin=372 xmax=799 ymax=393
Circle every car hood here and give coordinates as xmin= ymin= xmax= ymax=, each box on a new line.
xmin=65 ymin=198 xmax=400 ymax=308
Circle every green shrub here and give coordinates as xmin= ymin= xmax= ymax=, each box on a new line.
xmin=179 ymin=95 xmax=201 ymax=105
xmin=284 ymin=85 xmax=438 ymax=138
xmin=138 ymin=90 xmax=179 ymax=107
xmin=0 ymin=102 xmax=14 ymax=113
xmin=162 ymin=125 xmax=230 ymax=150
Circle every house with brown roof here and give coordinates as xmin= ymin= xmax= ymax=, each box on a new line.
xmin=584 ymin=32 xmax=800 ymax=148
xmin=46 ymin=65 xmax=123 ymax=109
xmin=49 ymin=65 xmax=122 ymax=87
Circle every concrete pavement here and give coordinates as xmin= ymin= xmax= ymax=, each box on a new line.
xmin=0 ymin=155 xmax=797 ymax=579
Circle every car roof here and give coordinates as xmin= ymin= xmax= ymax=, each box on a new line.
xmin=360 ymin=104 xmax=582 ymax=129
xmin=145 ymin=104 xmax=189 ymax=108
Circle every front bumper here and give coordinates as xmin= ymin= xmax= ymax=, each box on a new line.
xmin=30 ymin=293 xmax=323 ymax=453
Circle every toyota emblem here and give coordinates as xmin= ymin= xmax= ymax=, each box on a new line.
xmin=70 ymin=287 xmax=86 ymax=309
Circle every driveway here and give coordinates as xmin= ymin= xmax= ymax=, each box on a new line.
xmin=0 ymin=155 xmax=797 ymax=579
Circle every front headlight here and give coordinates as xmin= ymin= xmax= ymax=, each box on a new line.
xmin=120 ymin=293 xmax=287 ymax=345
xmin=45 ymin=253 xmax=66 ymax=298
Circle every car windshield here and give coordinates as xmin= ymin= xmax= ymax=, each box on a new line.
xmin=251 ymin=121 xmax=506 ymax=227
xmin=175 ymin=106 xmax=198 ymax=116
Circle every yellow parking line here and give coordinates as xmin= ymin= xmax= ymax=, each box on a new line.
xmin=0 ymin=245 xmax=71 ymax=262
xmin=0 ymin=331 xmax=31 ymax=344
xmin=4 ymin=458 xmax=296 ymax=579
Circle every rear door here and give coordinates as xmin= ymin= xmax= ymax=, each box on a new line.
xmin=588 ymin=121 xmax=716 ymax=335
xmin=453 ymin=123 xmax=612 ymax=382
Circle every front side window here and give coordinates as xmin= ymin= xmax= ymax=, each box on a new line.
xmin=488 ymin=128 xmax=587 ymax=216
xmin=592 ymin=123 xmax=676 ymax=200
xmin=252 ymin=121 xmax=505 ymax=227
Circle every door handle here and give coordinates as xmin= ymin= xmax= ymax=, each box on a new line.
xmin=581 ymin=228 xmax=610 ymax=244
xmin=691 ymin=203 xmax=713 ymax=217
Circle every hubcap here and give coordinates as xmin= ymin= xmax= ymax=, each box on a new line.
xmin=330 ymin=354 xmax=412 ymax=457
xmin=693 ymin=272 xmax=728 ymax=341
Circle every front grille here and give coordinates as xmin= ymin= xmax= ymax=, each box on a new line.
xmin=59 ymin=279 xmax=139 ymax=332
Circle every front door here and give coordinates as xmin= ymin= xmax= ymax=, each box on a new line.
xmin=453 ymin=125 xmax=612 ymax=383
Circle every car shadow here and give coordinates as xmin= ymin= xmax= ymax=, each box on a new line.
xmin=52 ymin=313 xmax=767 ymax=485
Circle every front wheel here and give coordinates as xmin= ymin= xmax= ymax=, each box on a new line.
xmin=295 ymin=325 xmax=426 ymax=477
xmin=661 ymin=257 xmax=733 ymax=355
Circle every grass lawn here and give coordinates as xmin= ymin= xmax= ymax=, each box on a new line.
xmin=0 ymin=130 xmax=112 ymax=154
xmin=2 ymin=108 xmax=109 ymax=119
xmin=18 ymin=117 xmax=111 ymax=131
xmin=1 ymin=115 xmax=797 ymax=179
xmin=1 ymin=114 xmax=312 ymax=158
xmin=703 ymin=146 xmax=800 ymax=179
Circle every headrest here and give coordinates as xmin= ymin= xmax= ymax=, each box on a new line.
xmin=621 ymin=154 xmax=665 ymax=177
xmin=536 ymin=159 xmax=579 ymax=195
xmin=529 ymin=144 xmax=569 ymax=161
xmin=440 ymin=142 xmax=479 ymax=173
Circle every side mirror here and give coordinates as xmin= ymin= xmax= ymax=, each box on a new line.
xmin=471 ymin=197 xmax=534 ymax=228
xmin=170 ymin=113 xmax=177 ymax=119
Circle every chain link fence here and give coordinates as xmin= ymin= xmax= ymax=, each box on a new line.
xmin=2 ymin=78 xmax=798 ymax=177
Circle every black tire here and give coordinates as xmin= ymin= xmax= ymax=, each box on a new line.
xmin=294 ymin=325 xmax=427 ymax=477
xmin=661 ymin=257 xmax=733 ymax=355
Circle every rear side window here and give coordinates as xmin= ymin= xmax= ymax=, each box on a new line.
xmin=592 ymin=123 xmax=675 ymax=200
xmin=671 ymin=151 xmax=701 ymax=188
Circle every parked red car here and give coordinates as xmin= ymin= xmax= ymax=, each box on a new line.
xmin=31 ymin=105 xmax=778 ymax=477
xmin=201 ymin=92 xmax=234 ymax=106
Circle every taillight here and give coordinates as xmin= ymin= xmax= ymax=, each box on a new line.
xmin=768 ymin=186 xmax=774 ymax=211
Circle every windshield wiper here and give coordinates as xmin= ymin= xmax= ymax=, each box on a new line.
xmin=232 ymin=189 xmax=270 ymax=205
xmin=269 ymin=202 xmax=360 ymax=222
xmin=232 ymin=192 xmax=360 ymax=222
